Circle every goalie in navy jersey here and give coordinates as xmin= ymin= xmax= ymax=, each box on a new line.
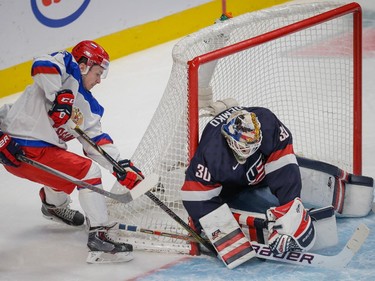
xmin=181 ymin=106 xmax=316 ymax=255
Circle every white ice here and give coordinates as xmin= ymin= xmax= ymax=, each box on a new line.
xmin=1 ymin=1 xmax=374 ymax=280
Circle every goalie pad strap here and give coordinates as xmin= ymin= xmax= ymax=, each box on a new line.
xmin=298 ymin=155 xmax=373 ymax=187
xmin=232 ymin=212 xmax=266 ymax=243
xmin=333 ymin=170 xmax=348 ymax=213
xmin=350 ymin=174 xmax=374 ymax=186
xmin=297 ymin=156 xmax=345 ymax=177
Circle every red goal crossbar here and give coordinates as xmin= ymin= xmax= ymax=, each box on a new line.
xmin=188 ymin=2 xmax=362 ymax=174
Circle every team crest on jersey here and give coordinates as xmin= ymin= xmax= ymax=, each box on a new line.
xmin=246 ymin=154 xmax=265 ymax=185
xmin=72 ymin=107 xmax=84 ymax=126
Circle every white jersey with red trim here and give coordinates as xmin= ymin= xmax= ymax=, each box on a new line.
xmin=0 ymin=50 xmax=119 ymax=170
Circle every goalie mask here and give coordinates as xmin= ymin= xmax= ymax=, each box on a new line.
xmin=221 ymin=110 xmax=262 ymax=163
xmin=72 ymin=40 xmax=110 ymax=79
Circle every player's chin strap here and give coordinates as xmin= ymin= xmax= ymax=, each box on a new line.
xmin=66 ymin=119 xmax=217 ymax=255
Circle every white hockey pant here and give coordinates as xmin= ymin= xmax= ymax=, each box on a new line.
xmin=44 ymin=162 xmax=109 ymax=227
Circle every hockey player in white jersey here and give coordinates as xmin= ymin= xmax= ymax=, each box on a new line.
xmin=0 ymin=40 xmax=144 ymax=263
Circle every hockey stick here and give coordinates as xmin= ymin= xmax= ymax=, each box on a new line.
xmin=68 ymin=121 xmax=217 ymax=254
xmin=252 ymin=223 xmax=369 ymax=268
xmin=67 ymin=120 xmax=125 ymax=174
xmin=143 ymin=190 xmax=216 ymax=254
xmin=118 ymin=223 xmax=194 ymax=242
xmin=117 ymin=207 xmax=328 ymax=244
xmin=118 ymin=221 xmax=369 ymax=268
xmin=17 ymin=155 xmax=159 ymax=204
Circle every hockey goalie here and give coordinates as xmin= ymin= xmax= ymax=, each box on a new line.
xmin=181 ymin=106 xmax=373 ymax=268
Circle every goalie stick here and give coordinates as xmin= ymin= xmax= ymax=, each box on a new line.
xmin=17 ymin=155 xmax=159 ymax=204
xmin=252 ymin=223 xmax=369 ymax=268
xmin=118 ymin=222 xmax=369 ymax=268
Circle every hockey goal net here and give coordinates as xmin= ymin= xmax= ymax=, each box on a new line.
xmin=107 ymin=1 xmax=362 ymax=254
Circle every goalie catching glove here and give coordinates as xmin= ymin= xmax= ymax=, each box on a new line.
xmin=266 ymin=197 xmax=316 ymax=255
xmin=113 ymin=159 xmax=144 ymax=189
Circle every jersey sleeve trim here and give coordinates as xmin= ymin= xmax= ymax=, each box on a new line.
xmin=181 ymin=181 xmax=222 ymax=201
xmin=266 ymin=143 xmax=295 ymax=162
xmin=265 ymin=153 xmax=298 ymax=174
xmin=12 ymin=138 xmax=55 ymax=147
xmin=91 ymin=133 xmax=113 ymax=145
xmin=181 ymin=188 xmax=222 ymax=201
xmin=31 ymin=60 xmax=61 ymax=76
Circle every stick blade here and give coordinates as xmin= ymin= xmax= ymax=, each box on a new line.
xmin=129 ymin=173 xmax=160 ymax=200
xmin=346 ymin=223 xmax=370 ymax=254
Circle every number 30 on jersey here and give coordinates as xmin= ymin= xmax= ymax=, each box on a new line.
xmin=195 ymin=164 xmax=211 ymax=181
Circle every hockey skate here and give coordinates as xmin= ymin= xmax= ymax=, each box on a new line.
xmin=39 ymin=188 xmax=85 ymax=227
xmin=87 ymin=223 xmax=134 ymax=263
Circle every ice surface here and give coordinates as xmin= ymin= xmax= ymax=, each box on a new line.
xmin=0 ymin=1 xmax=374 ymax=280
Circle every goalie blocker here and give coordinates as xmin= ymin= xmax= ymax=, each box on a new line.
xmin=297 ymin=156 xmax=374 ymax=217
xmin=199 ymin=203 xmax=256 ymax=269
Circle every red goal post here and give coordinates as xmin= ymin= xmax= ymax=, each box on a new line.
xmin=188 ymin=2 xmax=362 ymax=175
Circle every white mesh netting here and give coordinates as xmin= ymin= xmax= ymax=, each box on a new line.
xmin=107 ymin=1 xmax=360 ymax=254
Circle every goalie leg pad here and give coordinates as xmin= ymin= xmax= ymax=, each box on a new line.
xmin=298 ymin=156 xmax=374 ymax=217
xmin=310 ymin=206 xmax=338 ymax=251
xmin=199 ymin=203 xmax=255 ymax=269
xmin=339 ymin=181 xmax=374 ymax=217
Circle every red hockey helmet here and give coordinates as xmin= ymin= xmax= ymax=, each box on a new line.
xmin=72 ymin=40 xmax=110 ymax=78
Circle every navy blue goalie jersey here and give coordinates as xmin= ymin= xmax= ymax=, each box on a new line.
xmin=181 ymin=106 xmax=302 ymax=231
